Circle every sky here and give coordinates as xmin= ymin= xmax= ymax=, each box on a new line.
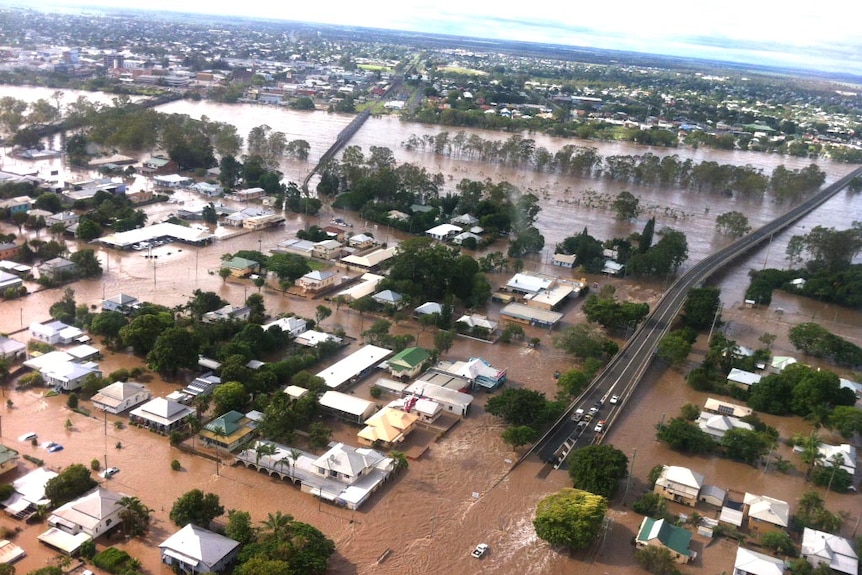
xmin=33 ymin=0 xmax=862 ymax=76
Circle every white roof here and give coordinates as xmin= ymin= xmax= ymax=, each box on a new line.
xmin=130 ymin=397 xmax=194 ymax=425
xmin=727 ymin=368 xmax=761 ymax=386
xmin=698 ymin=414 xmax=753 ymax=438
xmin=49 ymin=487 xmax=124 ymax=533
xmin=159 ymin=524 xmax=239 ymax=568
xmin=319 ymin=391 xmax=377 ymax=417
xmin=771 ymin=356 xmax=797 ymax=371
xmin=506 ymin=272 xmax=554 ymax=294
xmin=67 ymin=344 xmax=99 ymax=360
xmin=801 ymin=528 xmax=858 ymax=575
xmin=734 ymin=547 xmax=785 ymax=575
xmin=818 ymin=443 xmax=857 ymax=473
xmin=23 ymin=351 xmax=74 ymax=371
xmin=404 ymin=381 xmax=473 ymax=410
xmin=744 ymin=493 xmax=789 ymax=527
xmin=315 ymin=345 xmax=393 ymax=389
xmin=341 ymin=247 xmax=396 ymax=269
xmin=426 ymin=223 xmax=462 ymax=237
xmin=100 ymin=222 xmax=214 ymax=248
xmin=415 ymin=302 xmax=442 ymax=315
xmin=284 ymin=385 xmax=309 ymax=399
xmin=295 ymin=330 xmax=342 ymax=347
xmin=658 ymin=465 xmax=704 ymax=489
xmin=336 ymin=273 xmax=383 ymax=300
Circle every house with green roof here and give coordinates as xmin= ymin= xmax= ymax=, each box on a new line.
xmin=635 ymin=517 xmax=694 ymax=564
xmin=198 ymin=411 xmax=256 ymax=452
xmin=387 ymin=347 xmax=431 ymax=379
xmin=223 ymin=256 xmax=260 ymax=278
xmin=0 ymin=444 xmax=19 ymax=476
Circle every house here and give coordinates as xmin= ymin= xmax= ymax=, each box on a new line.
xmin=743 ymin=493 xmax=790 ymax=535
xmin=426 ymin=223 xmax=461 ymax=241
xmin=0 ymin=196 xmax=30 ymax=215
xmin=3 ymin=468 xmax=58 ymax=520
xmin=41 ymin=361 xmax=102 ymax=392
xmin=38 ymin=257 xmax=77 ymax=280
xmin=734 ymin=546 xmax=785 ymax=575
xmin=348 ymin=233 xmax=375 ymax=249
xmin=703 ymin=398 xmax=752 ymax=418
xmin=198 ymin=411 xmax=255 ymax=452
xmin=284 ymin=385 xmax=309 ymax=401
xmin=262 ymin=316 xmax=308 ymax=337
xmin=452 ymin=232 xmax=481 ymax=246
xmin=203 ymin=305 xmax=251 ymax=323
xmin=653 ymin=465 xmax=704 ymax=507
xmin=635 ymin=517 xmax=693 ymax=564
xmin=0 ymin=242 xmax=20 ymax=260
xmin=180 ymin=374 xmax=222 ymax=402
xmin=0 ymin=445 xmax=19 ymax=476
xmin=46 ymin=487 xmax=125 ymax=540
xmin=358 ymin=407 xmax=419 ymax=447
xmin=312 ymin=239 xmax=344 ymax=260
xmin=297 ymin=270 xmax=337 ymax=293
xmin=801 ymin=528 xmax=858 ymax=575
xmin=340 ymin=247 xmax=396 ymax=272
xmin=141 ymin=156 xmax=178 ymax=175
xmin=101 ymin=293 xmax=140 ymax=314
xmin=91 ymin=381 xmax=151 ymax=414
xmin=235 ymin=187 xmax=265 ymax=201
xmin=389 ymin=396 xmax=442 ymax=423
xmin=816 ymin=443 xmax=856 ymax=475
xmin=29 ymin=321 xmax=83 ymax=345
xmin=159 ymin=524 xmax=240 ymax=574
xmin=552 ymin=253 xmax=576 ymax=268
xmin=839 ymin=378 xmax=862 ymax=399
xmin=500 ymin=303 xmax=563 ymax=328
xmin=275 ymin=238 xmax=315 ymax=257
xmin=0 ymin=336 xmax=26 ymax=361
xmin=698 ymin=413 xmax=753 ymax=439
xmin=316 ymin=345 xmax=393 ymax=390
xmin=311 ymin=442 xmax=388 ymax=485
xmin=602 ymin=260 xmax=625 ymax=276
xmin=771 ymin=356 xmax=797 ymax=372
xmin=404 ymin=381 xmax=473 ymax=416
xmin=372 ymin=289 xmax=403 ymax=307
xmin=319 ymin=391 xmax=378 ymax=424
xmin=130 ymin=397 xmax=195 ymax=434
xmin=505 ymin=272 xmax=555 ymax=295
xmin=222 ymin=256 xmax=260 ymax=278
xmin=455 ymin=314 xmax=498 ymax=336
xmin=727 ymin=368 xmax=762 ymax=389
xmin=46 ymin=211 xmax=79 ymax=228
xmin=450 ymin=213 xmax=479 ymax=226
xmin=414 ymin=302 xmax=442 ymax=317
xmin=0 ymin=539 xmax=25 ymax=564
xmin=387 ymin=347 xmax=431 ymax=379
xmin=242 ymin=213 xmax=285 ymax=230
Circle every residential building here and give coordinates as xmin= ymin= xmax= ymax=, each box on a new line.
xmin=0 ymin=242 xmax=20 ymax=259
xmin=198 ymin=411 xmax=255 ymax=452
xmin=348 ymin=233 xmax=375 ymax=249
xmin=46 ymin=487 xmax=125 ymax=540
xmin=159 ymin=524 xmax=240 ymax=574
xmin=41 ymin=360 xmax=102 ymax=392
xmin=743 ymin=493 xmax=790 ymax=535
xmin=91 ymin=381 xmax=151 ymax=414
xmin=816 ymin=443 xmax=856 ymax=475
xmin=404 ymin=381 xmax=473 ymax=416
xmin=101 ymin=293 xmax=140 ymax=314
xmin=0 ymin=336 xmax=25 ymax=361
xmin=3 ymin=468 xmax=58 ymax=520
xmin=499 ymin=303 xmax=563 ymax=328
xmin=141 ymin=156 xmax=178 ymax=175
xmin=312 ymin=239 xmax=344 ymax=260
xmin=0 ymin=444 xmax=19 ymax=476
xmin=801 ymin=528 xmax=858 ymax=575
xmin=432 ymin=357 xmax=508 ymax=391
xmin=387 ymin=347 xmax=431 ymax=379
xmin=319 ymin=391 xmax=378 ymax=424
xmin=222 ymin=256 xmax=260 ymax=278
xmin=242 ymin=213 xmax=285 ymax=230
xmin=733 ymin=546 xmax=785 ymax=575
xmin=771 ymin=356 xmax=797 ymax=373
xmin=414 ymin=302 xmax=442 ymax=317
xmin=727 ymin=368 xmax=761 ymax=389
xmin=316 ymin=345 xmax=393 ymax=390
xmin=46 ymin=211 xmax=79 ymax=228
xmin=37 ymin=257 xmax=77 ymax=280
xmin=455 ymin=314 xmax=498 ymax=336
xmin=358 ymin=407 xmax=419 ymax=447
xmin=426 ymin=223 xmax=462 ymax=241
xmin=29 ymin=321 xmax=83 ymax=345
xmin=297 ymin=270 xmax=337 ymax=293
xmin=129 ymin=397 xmax=195 ymax=434
xmin=389 ymin=396 xmax=442 ymax=423
xmin=203 ymin=305 xmax=251 ymax=323
xmin=654 ymin=465 xmax=704 ymax=507
xmin=552 ymin=253 xmax=576 ymax=268
xmin=635 ymin=517 xmax=693 ymax=564
xmin=0 ymin=196 xmax=30 ymax=215
xmin=340 ymin=247 xmax=396 ymax=272
xmin=263 ymin=316 xmax=308 ymax=337
xmin=703 ymin=398 xmax=752 ymax=418
xmin=697 ymin=413 xmax=753 ymax=439
xmin=294 ymin=330 xmax=342 ymax=348
xmin=235 ymin=187 xmax=265 ymax=201
xmin=372 ymin=289 xmax=403 ymax=307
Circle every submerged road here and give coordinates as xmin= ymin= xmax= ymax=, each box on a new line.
xmin=529 ymin=165 xmax=862 ymax=469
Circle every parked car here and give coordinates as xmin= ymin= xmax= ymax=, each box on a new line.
xmin=594 ymin=420 xmax=606 ymax=433
xmin=45 ymin=442 xmax=63 ymax=452
xmin=100 ymin=467 xmax=120 ymax=479
xmin=471 ymin=543 xmax=489 ymax=559
xmin=18 ymin=432 xmax=37 ymax=442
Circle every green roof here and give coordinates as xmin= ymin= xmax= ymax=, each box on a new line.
xmin=637 ymin=518 xmax=692 ymax=557
xmin=205 ymin=411 xmax=245 ymax=435
xmin=0 ymin=444 xmax=19 ymax=465
xmin=388 ymin=347 xmax=431 ymax=371
xmin=225 ymin=256 xmax=260 ymax=270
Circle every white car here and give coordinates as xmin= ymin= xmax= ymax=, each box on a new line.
xmin=100 ymin=467 xmax=120 ymax=479
xmin=594 ymin=420 xmax=606 ymax=433
xmin=471 ymin=543 xmax=489 ymax=559
xmin=610 ymin=395 xmax=619 ymax=404
xmin=18 ymin=432 xmax=37 ymax=442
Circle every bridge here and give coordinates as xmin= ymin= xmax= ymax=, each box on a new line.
xmin=529 ymin=165 xmax=862 ymax=469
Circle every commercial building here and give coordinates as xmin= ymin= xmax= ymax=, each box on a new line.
xmin=315 ymin=345 xmax=392 ymax=390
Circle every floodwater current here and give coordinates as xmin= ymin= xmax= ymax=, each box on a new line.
xmin=0 ymin=87 xmax=860 ymax=575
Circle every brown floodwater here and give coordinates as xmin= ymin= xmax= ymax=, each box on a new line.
xmin=1 ymin=87 xmax=861 ymax=575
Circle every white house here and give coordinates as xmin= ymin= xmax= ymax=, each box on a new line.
xmin=262 ymin=316 xmax=307 ymax=337
xmin=46 ymin=487 xmax=125 ymax=539
xmin=91 ymin=381 xmax=151 ymax=414
xmin=130 ymin=397 xmax=195 ymax=434
xmin=552 ymin=253 xmax=576 ymax=268
xmin=727 ymin=368 xmax=761 ymax=389
xmin=159 ymin=524 xmax=240 ymax=574
xmin=817 ymin=443 xmax=857 ymax=475
xmin=801 ymin=528 xmax=858 ymax=575
xmin=42 ymin=361 xmax=102 ymax=392
xmin=297 ymin=270 xmax=337 ymax=293
xmin=697 ymin=413 xmax=753 ymax=439
xmin=426 ymin=223 xmax=461 ymax=241
xmin=654 ymin=465 xmax=704 ymax=507
xmin=203 ymin=305 xmax=251 ymax=323
xmin=29 ymin=321 xmax=83 ymax=345
xmin=0 ymin=336 xmax=26 ymax=361
xmin=734 ymin=546 xmax=786 ymax=575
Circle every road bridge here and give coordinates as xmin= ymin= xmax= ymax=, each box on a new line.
xmin=529 ymin=165 xmax=862 ymax=469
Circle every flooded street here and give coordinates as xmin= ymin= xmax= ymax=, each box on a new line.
xmin=0 ymin=87 xmax=860 ymax=575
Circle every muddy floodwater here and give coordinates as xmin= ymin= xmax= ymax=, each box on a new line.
xmin=1 ymin=87 xmax=860 ymax=575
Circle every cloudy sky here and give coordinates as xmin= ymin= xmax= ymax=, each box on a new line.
xmin=39 ymin=0 xmax=862 ymax=75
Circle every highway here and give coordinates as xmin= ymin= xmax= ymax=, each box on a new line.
xmin=529 ymin=165 xmax=862 ymax=469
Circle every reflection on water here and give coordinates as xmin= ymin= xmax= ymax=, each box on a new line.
xmin=0 ymin=87 xmax=860 ymax=575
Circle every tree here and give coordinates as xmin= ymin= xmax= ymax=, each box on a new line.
xmin=315 ymin=305 xmax=331 ymax=327
xmin=219 ymin=267 xmax=231 ymax=282
xmin=716 ymin=211 xmax=752 ymax=237
xmin=169 ymin=489 xmax=224 ymax=527
xmin=656 ymin=331 xmax=693 ymax=366
xmin=433 ymin=329 xmax=455 ymax=354
xmin=554 ymin=324 xmax=617 ymax=362
xmin=45 ymin=464 xmax=98 ymax=507
xmin=76 ymin=218 xmax=103 ymax=241
xmin=246 ymin=293 xmax=266 ymax=324
xmin=632 ymin=492 xmax=668 ymax=518
xmin=682 ymin=287 xmax=721 ymax=330
xmin=69 ymin=249 xmax=103 ymax=278
xmin=721 ymin=428 xmax=771 ymax=465
xmin=612 ymin=190 xmax=641 ymax=220
xmin=634 ymin=545 xmax=681 ymax=575
xmin=557 ymin=368 xmax=591 ymax=399
xmin=486 ymin=388 xmax=552 ymax=427
xmin=226 ymin=509 xmax=256 ymax=546
xmin=118 ymin=496 xmax=152 ymax=538
xmin=760 ymin=531 xmax=797 ymax=557
xmin=120 ymin=312 xmax=173 ymax=355
xmin=501 ymin=425 xmax=538 ymax=450
xmin=794 ymin=490 xmax=842 ymax=533
xmin=567 ymin=444 xmax=629 ymax=499
xmin=267 ymin=253 xmax=311 ymax=283
xmin=89 ymin=311 xmax=128 ymax=347
xmin=308 ymin=422 xmax=332 ymax=450
xmin=212 ymin=381 xmax=248 ymax=415
xmin=829 ymin=406 xmax=862 ymax=438
xmin=202 ymin=203 xmax=218 ymax=225
xmin=147 ymin=327 xmax=199 ymax=377
xmin=656 ymin=418 xmax=716 ymax=454
xmin=49 ymin=287 xmax=77 ymax=323
xmin=533 ymin=488 xmax=607 ymax=550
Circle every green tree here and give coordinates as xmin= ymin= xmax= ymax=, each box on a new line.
xmin=721 ymin=428 xmax=771 ymax=465
xmin=147 ymin=327 xmax=199 ymax=377
xmin=212 ymin=381 xmax=248 ymax=416
xmin=315 ymin=305 xmax=331 ymax=327
xmin=76 ymin=218 xmax=103 ymax=241
xmin=225 ymin=509 xmax=256 ymax=546
xmin=44 ymin=463 xmax=98 ymax=507
xmin=656 ymin=331 xmax=693 ymax=366
xmin=219 ymin=267 xmax=231 ymax=282
xmin=486 ymin=388 xmax=552 ymax=427
xmin=634 ymin=545 xmax=681 ymax=575
xmin=533 ymin=488 xmax=607 ymax=550
xmin=433 ymin=329 xmax=455 ymax=354
xmin=554 ymin=324 xmax=617 ymax=361
xmin=120 ymin=312 xmax=173 ymax=355
xmin=567 ymin=444 xmax=629 ymax=499
xmin=49 ymin=287 xmax=77 ymax=323
xmin=557 ymin=369 xmax=591 ymax=399
xmin=69 ymin=249 xmax=103 ymax=278
xmin=682 ymin=287 xmax=721 ymax=330
xmin=267 ymin=253 xmax=311 ymax=282
xmin=656 ymin=418 xmax=716 ymax=454
xmin=169 ymin=489 xmax=224 ymax=527
xmin=308 ymin=422 xmax=332 ymax=450
xmin=760 ymin=531 xmax=797 ymax=556
xmin=612 ymin=190 xmax=641 ymax=220
xmin=829 ymin=406 xmax=862 ymax=438
xmin=89 ymin=311 xmax=129 ymax=347
xmin=632 ymin=492 xmax=668 ymax=518
xmin=715 ymin=211 xmax=752 ymax=237
xmin=118 ymin=496 xmax=152 ymax=538
xmin=501 ymin=425 xmax=538 ymax=450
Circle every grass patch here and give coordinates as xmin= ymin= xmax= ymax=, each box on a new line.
xmin=73 ymin=407 xmax=91 ymax=417
xmin=436 ymin=65 xmax=488 ymax=76
xmin=305 ymin=258 xmax=331 ymax=271
xmin=358 ymin=64 xmax=394 ymax=73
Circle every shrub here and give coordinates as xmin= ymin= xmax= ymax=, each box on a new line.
xmin=67 ymin=393 xmax=79 ymax=409
xmin=91 ymin=459 xmax=101 ymax=471
xmin=171 ymin=459 xmax=181 ymax=471
xmin=93 ymin=547 xmax=142 ymax=575
xmin=369 ymin=386 xmax=382 ymax=399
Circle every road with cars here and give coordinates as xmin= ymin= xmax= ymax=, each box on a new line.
xmin=529 ymin=166 xmax=862 ymax=469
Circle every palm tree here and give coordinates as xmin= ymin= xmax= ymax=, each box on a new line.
xmin=118 ymin=496 xmax=152 ymax=538
xmin=261 ymin=510 xmax=294 ymax=539
xmin=799 ymin=432 xmax=823 ymax=480
xmin=289 ymin=448 xmax=301 ymax=475
xmin=254 ymin=441 xmax=277 ymax=466
xmin=389 ymin=450 xmax=409 ymax=473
